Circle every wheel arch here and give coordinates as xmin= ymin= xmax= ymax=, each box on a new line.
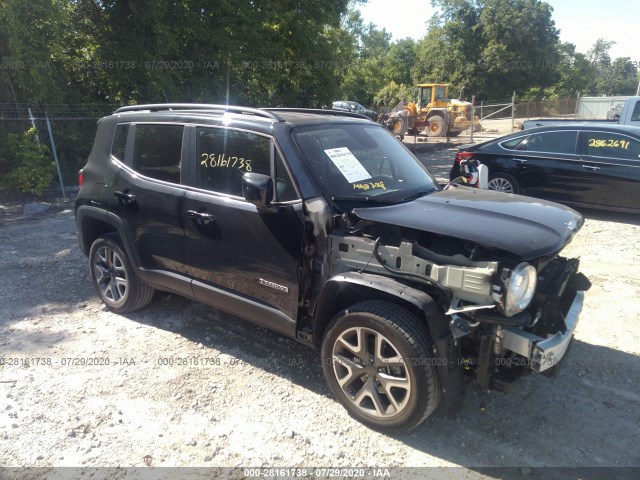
xmin=426 ymin=109 xmax=449 ymax=121
xmin=311 ymin=272 xmax=464 ymax=414
xmin=76 ymin=206 xmax=141 ymax=269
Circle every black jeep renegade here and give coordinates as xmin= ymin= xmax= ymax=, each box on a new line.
xmin=75 ymin=104 xmax=590 ymax=432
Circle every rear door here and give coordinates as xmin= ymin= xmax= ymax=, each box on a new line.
xmin=577 ymin=130 xmax=640 ymax=210
xmin=110 ymin=123 xmax=189 ymax=286
xmin=182 ymin=125 xmax=304 ymax=328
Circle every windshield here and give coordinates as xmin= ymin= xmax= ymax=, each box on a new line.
xmin=292 ymin=123 xmax=439 ymax=203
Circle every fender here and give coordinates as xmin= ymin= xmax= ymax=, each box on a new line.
xmin=75 ymin=205 xmax=142 ymax=270
xmin=76 ymin=204 xmax=193 ymax=298
xmin=313 ymin=271 xmax=464 ymax=414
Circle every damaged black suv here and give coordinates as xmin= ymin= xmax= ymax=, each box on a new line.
xmin=76 ymin=104 xmax=590 ymax=432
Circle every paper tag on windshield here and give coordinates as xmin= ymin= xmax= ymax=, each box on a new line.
xmin=324 ymin=147 xmax=371 ymax=183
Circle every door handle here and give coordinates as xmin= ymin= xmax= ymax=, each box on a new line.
xmin=186 ymin=209 xmax=216 ymax=225
xmin=515 ymin=159 xmax=528 ymax=163
xmin=581 ymin=165 xmax=600 ymax=171
xmin=114 ymin=190 xmax=136 ymax=205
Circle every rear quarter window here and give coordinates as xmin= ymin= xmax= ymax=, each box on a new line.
xmin=111 ymin=124 xmax=128 ymax=162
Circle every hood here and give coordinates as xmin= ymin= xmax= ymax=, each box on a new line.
xmin=352 ymin=185 xmax=583 ymax=259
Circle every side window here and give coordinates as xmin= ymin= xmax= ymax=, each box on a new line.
xmin=631 ymin=101 xmax=640 ymax=122
xmin=111 ymin=124 xmax=128 ymax=162
xmin=584 ymin=132 xmax=640 ymax=160
xmin=522 ymin=131 xmax=577 ymax=154
xmin=132 ymin=124 xmax=183 ymax=183
xmin=196 ymin=127 xmax=270 ymax=197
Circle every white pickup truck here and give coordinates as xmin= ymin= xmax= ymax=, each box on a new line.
xmin=522 ymin=96 xmax=640 ymax=129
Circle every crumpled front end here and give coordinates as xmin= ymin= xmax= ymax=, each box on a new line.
xmin=497 ymin=257 xmax=590 ymax=372
xmin=331 ymin=193 xmax=590 ymax=391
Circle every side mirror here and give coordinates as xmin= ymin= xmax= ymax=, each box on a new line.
xmin=242 ymin=172 xmax=273 ymax=208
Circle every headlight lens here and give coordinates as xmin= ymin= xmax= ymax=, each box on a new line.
xmin=504 ymin=262 xmax=537 ymax=316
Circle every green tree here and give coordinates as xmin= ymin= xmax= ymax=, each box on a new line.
xmin=542 ymin=42 xmax=594 ymax=98
xmin=0 ymin=128 xmax=54 ymax=196
xmin=585 ymin=39 xmax=638 ymax=95
xmin=339 ymin=20 xmax=393 ymax=106
xmin=414 ymin=0 xmax=561 ymax=100
xmin=0 ymin=0 xmax=86 ymax=103
xmin=373 ymin=81 xmax=415 ymax=107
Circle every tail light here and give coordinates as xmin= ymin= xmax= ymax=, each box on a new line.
xmin=455 ymin=151 xmax=474 ymax=164
xmin=455 ymin=152 xmax=479 ymax=187
xmin=78 ymin=169 xmax=84 ymax=187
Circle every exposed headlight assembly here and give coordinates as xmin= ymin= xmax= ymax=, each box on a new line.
xmin=500 ymin=262 xmax=537 ymax=316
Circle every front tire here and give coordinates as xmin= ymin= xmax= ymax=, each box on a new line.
xmin=321 ymin=301 xmax=441 ymax=432
xmin=89 ymin=234 xmax=154 ymax=313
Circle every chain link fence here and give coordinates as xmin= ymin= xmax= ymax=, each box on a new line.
xmin=513 ymin=97 xmax=578 ymax=120
xmin=0 ymin=104 xmax=116 ymax=198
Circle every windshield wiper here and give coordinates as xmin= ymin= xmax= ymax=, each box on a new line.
xmin=400 ymin=187 xmax=435 ymax=202
xmin=331 ymin=196 xmax=395 ymax=204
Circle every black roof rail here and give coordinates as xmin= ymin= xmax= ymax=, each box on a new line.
xmin=263 ymin=108 xmax=373 ymax=121
xmin=114 ymin=103 xmax=284 ymax=122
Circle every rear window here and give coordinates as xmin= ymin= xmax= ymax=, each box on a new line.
xmin=500 ymin=131 xmax=577 ymax=154
xmin=131 ymin=124 xmax=184 ymax=183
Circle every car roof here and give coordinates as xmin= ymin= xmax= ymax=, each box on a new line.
xmin=515 ymin=124 xmax=640 ymax=136
xmin=110 ymin=104 xmax=374 ymax=128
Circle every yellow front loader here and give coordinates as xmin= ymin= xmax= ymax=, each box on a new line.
xmin=382 ymin=83 xmax=480 ymax=138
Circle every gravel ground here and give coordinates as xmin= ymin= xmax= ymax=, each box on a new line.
xmin=1 ymin=151 xmax=640 ymax=479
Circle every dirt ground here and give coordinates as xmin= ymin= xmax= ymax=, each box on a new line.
xmin=1 ymin=169 xmax=639 ymax=479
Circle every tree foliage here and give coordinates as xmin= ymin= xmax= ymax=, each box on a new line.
xmin=0 ymin=128 xmax=54 ymax=196
xmin=413 ymin=0 xmax=561 ymax=100
xmin=0 ymin=0 xmax=637 ymax=110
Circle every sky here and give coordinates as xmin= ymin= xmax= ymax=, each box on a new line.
xmin=358 ymin=0 xmax=638 ymax=61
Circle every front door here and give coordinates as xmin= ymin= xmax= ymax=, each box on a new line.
xmin=182 ymin=125 xmax=304 ymax=327
xmin=577 ymin=130 xmax=640 ymax=210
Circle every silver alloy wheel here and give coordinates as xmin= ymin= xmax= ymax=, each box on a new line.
xmin=487 ymin=176 xmax=514 ymax=193
xmin=93 ymin=246 xmax=128 ymax=305
xmin=331 ymin=326 xmax=411 ymax=418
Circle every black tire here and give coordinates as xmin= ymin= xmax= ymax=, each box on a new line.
xmin=448 ymin=130 xmax=462 ymax=137
xmin=321 ymin=301 xmax=441 ymax=432
xmin=426 ymin=115 xmax=447 ymax=137
xmin=487 ymin=172 xmax=520 ymax=194
xmin=390 ymin=116 xmax=407 ymax=137
xmin=89 ymin=234 xmax=155 ymax=313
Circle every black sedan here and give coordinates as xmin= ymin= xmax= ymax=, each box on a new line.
xmin=449 ymin=124 xmax=640 ymax=213
xmin=331 ymin=100 xmax=378 ymax=121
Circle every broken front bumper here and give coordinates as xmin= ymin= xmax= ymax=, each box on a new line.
xmin=501 ymin=290 xmax=585 ymax=372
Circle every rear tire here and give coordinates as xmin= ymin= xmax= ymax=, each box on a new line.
xmin=89 ymin=234 xmax=155 ymax=313
xmin=321 ymin=301 xmax=441 ymax=432
xmin=487 ymin=172 xmax=520 ymax=194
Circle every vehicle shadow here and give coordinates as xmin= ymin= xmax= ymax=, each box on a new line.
xmin=124 ymin=297 xmax=640 ymax=471
xmin=576 ymin=207 xmax=640 ymax=226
